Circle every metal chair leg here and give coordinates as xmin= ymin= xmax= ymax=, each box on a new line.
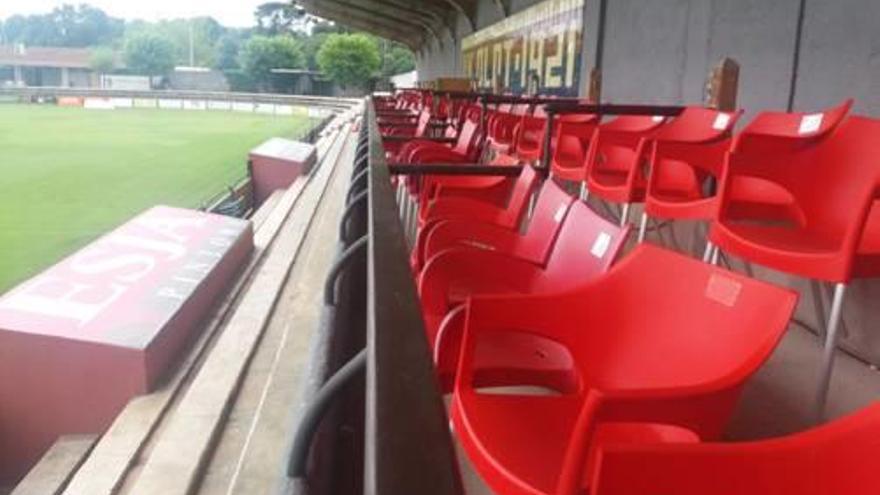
xmin=619 ymin=203 xmax=631 ymax=227
xmin=579 ymin=183 xmax=589 ymax=202
xmin=815 ymin=282 xmax=848 ymax=423
xmin=702 ymin=241 xmax=714 ymax=263
xmin=710 ymin=246 xmax=720 ymax=265
xmin=637 ymin=212 xmax=649 ymax=243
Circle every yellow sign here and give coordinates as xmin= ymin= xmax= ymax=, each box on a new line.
xmin=462 ymin=0 xmax=584 ymax=96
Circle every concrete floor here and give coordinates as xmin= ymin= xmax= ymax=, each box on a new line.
xmin=453 ymin=323 xmax=880 ymax=494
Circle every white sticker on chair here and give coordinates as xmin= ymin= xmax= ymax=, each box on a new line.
xmin=554 ymin=204 xmax=567 ymax=223
xmin=799 ymin=113 xmax=824 ymax=134
xmin=705 ymin=273 xmax=742 ymax=307
xmin=590 ymin=232 xmax=612 ymax=258
xmin=713 ymin=113 xmax=731 ymax=130
xmin=652 ymin=115 xmax=665 ymax=122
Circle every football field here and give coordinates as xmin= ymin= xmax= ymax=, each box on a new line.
xmin=0 ymin=104 xmax=316 ymax=293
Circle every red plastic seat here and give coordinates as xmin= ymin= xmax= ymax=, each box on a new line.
xmin=451 ymin=244 xmax=797 ymax=495
xmin=513 ymin=114 xmax=549 ymax=163
xmin=396 ymin=104 xmax=483 ymax=164
xmin=488 ymin=108 xmax=521 ymax=155
xmin=421 ymin=199 xmax=628 ymax=391
xmin=635 ymin=108 xmax=744 ymax=242
xmin=381 ymin=109 xmax=438 ymax=160
xmin=421 ymin=179 xmax=576 ymax=269
xmin=583 ymin=115 xmax=667 ymax=224
xmin=411 ymin=162 xmax=540 ymax=270
xmin=550 ymin=117 xmax=600 ymax=183
xmin=588 ymin=108 xmax=740 ymax=228
xmin=590 ymin=402 xmax=880 ymax=495
xmin=707 ymin=107 xmax=879 ymax=419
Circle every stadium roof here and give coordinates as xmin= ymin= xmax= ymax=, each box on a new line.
xmin=0 ymin=45 xmax=95 ymax=69
xmin=297 ymin=0 xmax=478 ymax=50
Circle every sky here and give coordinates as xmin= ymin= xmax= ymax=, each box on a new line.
xmin=0 ymin=0 xmax=266 ymax=27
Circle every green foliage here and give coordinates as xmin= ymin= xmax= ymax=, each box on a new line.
xmin=124 ymin=32 xmax=176 ymax=76
xmin=238 ymin=35 xmax=305 ymax=90
xmin=125 ymin=17 xmax=227 ymax=68
xmin=1 ymin=4 xmax=123 ymax=47
xmin=383 ymin=43 xmax=416 ymax=76
xmin=317 ymin=33 xmax=381 ymax=89
xmin=254 ymin=2 xmax=308 ymax=35
xmin=89 ymin=46 xmax=116 ymax=74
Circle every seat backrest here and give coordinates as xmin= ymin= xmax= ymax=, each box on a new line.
xmin=551 ymin=119 xmax=600 ymax=171
xmin=452 ymin=107 xmax=483 ymax=158
xmin=512 ymin=103 xmax=530 ymax=116
xmin=512 ymin=180 xmax=576 ymax=263
xmin=514 ymin=114 xmax=548 ymax=160
xmin=600 ymin=115 xmax=667 ymax=133
xmin=655 ymin=106 xmax=742 ymax=143
xmin=789 ymin=115 xmax=880 ymax=244
xmin=535 ymin=201 xmax=629 ymax=292
xmin=589 ymin=402 xmax=880 ymax=495
xmin=568 ymin=245 xmax=796 ymax=394
xmin=733 ymin=99 xmax=853 ymax=153
xmin=414 ymin=109 xmax=433 ymax=137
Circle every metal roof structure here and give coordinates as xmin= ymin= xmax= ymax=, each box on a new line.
xmin=297 ymin=0 xmax=482 ymax=50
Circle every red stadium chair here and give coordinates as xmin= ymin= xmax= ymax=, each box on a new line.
xmin=513 ymin=114 xmax=549 ymax=163
xmin=707 ymin=108 xmax=880 ymax=420
xmin=587 ymin=108 xmax=738 ymax=228
xmin=589 ymin=402 xmax=880 ymax=495
xmin=487 ymin=108 xmax=522 ymax=155
xmin=411 ymin=161 xmax=540 ymax=270
xmin=450 ymin=244 xmax=797 ymax=495
xmin=636 ymin=107 xmax=743 ymax=243
xmin=421 ymin=200 xmax=629 ymax=391
xmin=583 ymin=115 xmax=667 ymax=224
xmin=550 ymin=117 xmax=600 ymax=184
xmin=421 ymin=178 xmax=576 ymax=269
xmin=396 ymin=104 xmax=484 ymax=164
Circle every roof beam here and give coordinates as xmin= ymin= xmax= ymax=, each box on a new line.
xmin=298 ymin=1 xmax=424 ymax=49
xmin=440 ymin=0 xmax=477 ymax=31
xmin=322 ymin=0 xmax=445 ymax=46
xmin=367 ymin=0 xmax=457 ymax=39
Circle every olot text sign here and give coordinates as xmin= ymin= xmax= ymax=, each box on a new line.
xmin=462 ymin=0 xmax=584 ymax=96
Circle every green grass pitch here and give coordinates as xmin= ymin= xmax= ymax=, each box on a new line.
xmin=0 ymin=104 xmax=316 ymax=293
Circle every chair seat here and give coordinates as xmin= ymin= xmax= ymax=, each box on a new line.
xmin=435 ymin=319 xmax=578 ymax=394
xmin=589 ymin=169 xmax=644 ymax=203
xmin=645 ymin=192 xmax=716 ymax=220
xmin=452 ymin=392 xmax=698 ymax=495
xmin=711 ymin=221 xmax=847 ymax=281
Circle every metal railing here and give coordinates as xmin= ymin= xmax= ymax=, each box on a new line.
xmin=283 ymin=100 xmax=462 ymax=495
xmin=0 ymin=86 xmax=360 ymax=110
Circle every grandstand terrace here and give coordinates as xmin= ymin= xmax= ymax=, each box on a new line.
xmin=4 ymin=1 xmax=880 ymax=495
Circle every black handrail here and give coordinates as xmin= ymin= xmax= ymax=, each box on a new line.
xmin=364 ymin=100 xmax=464 ymax=495
xmin=387 ymin=163 xmax=525 ymax=176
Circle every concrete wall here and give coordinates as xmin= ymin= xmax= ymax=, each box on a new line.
xmin=418 ymin=0 xmax=880 ymax=116
xmin=415 ymin=0 xmax=880 ymax=365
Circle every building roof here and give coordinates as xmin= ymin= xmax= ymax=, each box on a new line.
xmin=296 ymin=0 xmax=479 ymax=51
xmin=0 ymin=45 xmax=94 ymax=69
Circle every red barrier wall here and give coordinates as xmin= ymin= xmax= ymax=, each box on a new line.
xmin=250 ymin=138 xmax=317 ymax=205
xmin=0 ymin=205 xmax=253 ymax=483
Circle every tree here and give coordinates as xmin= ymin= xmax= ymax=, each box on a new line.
xmin=383 ymin=43 xmax=416 ymax=77
xmin=254 ymin=2 xmax=311 ymax=35
xmin=124 ymin=32 xmax=176 ymax=77
xmin=0 ymin=4 xmax=123 ymax=47
xmin=124 ymin=17 xmax=227 ymax=68
xmin=238 ymin=35 xmax=305 ymax=90
xmin=317 ymin=34 xmax=381 ymax=90
xmin=89 ymin=46 xmax=116 ymax=74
